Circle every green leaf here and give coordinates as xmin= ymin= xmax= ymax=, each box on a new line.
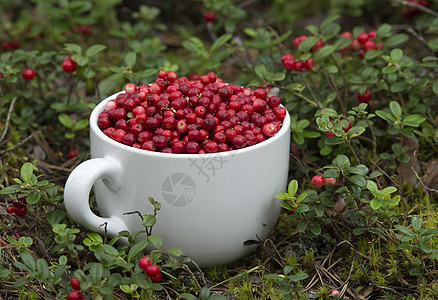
xmin=297 ymin=221 xmax=308 ymax=233
xmin=148 ymin=235 xmax=162 ymax=249
xmin=370 ymin=198 xmax=381 ymax=210
xmin=412 ymin=216 xmax=422 ymax=233
xmin=142 ymin=215 xmax=156 ymax=228
xmin=73 ymin=119 xmax=89 ymax=130
xmin=433 ymin=78 xmax=438 ymax=95
xmin=419 ymin=242 xmax=432 ymax=254
xmin=85 ymin=44 xmax=106 ymax=57
xmin=21 ymin=162 xmax=34 ymax=182
xmin=403 ymin=114 xmax=426 ymax=127
xmin=58 ymin=113 xmax=73 ymax=128
xmin=347 ymin=126 xmax=366 ymax=138
xmin=333 ymin=155 xmax=350 ymax=169
xmin=294 ymin=204 xmax=309 ymax=214
xmin=380 ymin=186 xmax=397 ymax=195
xmin=409 ymin=269 xmax=422 ymax=276
xmin=313 ymin=45 xmax=334 ymax=60
xmin=13 ymin=276 xmax=32 ymax=288
xmin=384 ymin=33 xmax=409 ymax=48
xmin=101 ymin=244 xmax=119 ymax=256
xmin=131 ymin=272 xmax=152 ymax=289
xmin=21 ymin=252 xmax=36 ymax=271
xmin=323 ymin=169 xmax=339 ymax=178
xmin=210 ymin=33 xmax=232 ymax=53
xmin=127 ymin=239 xmax=149 ymax=262
xmin=89 ymin=263 xmax=104 ymax=283
xmin=315 ymin=205 xmax=325 ymax=217
xmin=166 ymin=248 xmax=183 ymax=257
xmin=389 ymin=101 xmax=402 ymax=119
xmin=125 ymin=52 xmax=136 ymax=68
xmin=63 ymin=43 xmax=82 ymax=54
xmin=333 ymin=37 xmax=352 ymax=50
xmin=36 ymin=259 xmax=50 ymax=281
xmin=287 ymin=180 xmax=298 ymax=197
xmin=390 ymin=49 xmax=403 ymax=62
xmin=287 ymin=272 xmax=309 ymax=282
xmin=254 ymin=64 xmax=268 ymax=81
xmin=394 ymin=225 xmax=414 ymax=237
xmin=309 ymin=225 xmax=321 ymax=236
xmin=75 ymin=55 xmax=89 ymax=66
xmin=348 ymin=175 xmax=367 ymax=188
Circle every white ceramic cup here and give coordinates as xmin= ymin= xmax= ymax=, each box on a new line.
xmin=64 ymin=91 xmax=290 ymax=267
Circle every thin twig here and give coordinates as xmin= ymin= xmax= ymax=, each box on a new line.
xmin=411 ymin=166 xmax=438 ymax=193
xmin=0 ymin=97 xmax=18 ymax=144
xmin=0 ymin=131 xmax=39 ymax=155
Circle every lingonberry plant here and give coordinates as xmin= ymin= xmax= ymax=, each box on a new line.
xmin=1 ymin=0 xmax=438 ymax=298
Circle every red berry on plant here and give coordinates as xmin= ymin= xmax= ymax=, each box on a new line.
xmin=70 ymin=277 xmax=81 ymax=290
xmin=323 ymin=177 xmax=337 ymax=186
xmin=6 ymin=206 xmax=14 ymax=214
xmin=14 ymin=206 xmax=28 ymax=216
xmin=68 ymin=149 xmax=80 ymax=159
xmin=62 ymin=59 xmax=76 ymax=73
xmin=204 ymin=11 xmax=216 ymax=23
xmin=357 ymin=32 xmax=369 ymax=44
xmin=138 ymin=256 xmax=152 ymax=271
xmin=22 ymin=68 xmax=36 ymax=80
xmin=151 ymin=272 xmax=162 ymax=283
xmin=145 ymin=264 xmax=160 ymax=277
xmin=311 ymin=175 xmax=324 ymax=187
xmin=67 ymin=290 xmax=83 ymax=300
xmin=357 ymin=89 xmax=372 ymax=103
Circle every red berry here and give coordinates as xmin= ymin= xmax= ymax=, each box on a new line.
xmin=357 ymin=89 xmax=372 ymax=103
xmin=262 ymin=123 xmax=278 ymax=138
xmin=363 ymin=40 xmax=376 ymax=52
xmin=204 ymin=11 xmax=216 ymax=23
xmin=151 ymin=272 xmax=162 ymax=283
xmin=303 ymin=58 xmax=315 ymax=70
xmin=22 ymin=68 xmax=36 ymax=80
xmin=6 ymin=206 xmax=14 ymax=214
xmin=293 ymin=35 xmax=306 ymax=49
xmin=70 ymin=277 xmax=81 ymax=290
xmin=124 ymin=83 xmax=137 ymax=95
xmin=68 ymin=149 xmax=80 ymax=159
xmin=138 ymin=256 xmax=151 ymax=271
xmin=62 ymin=59 xmax=76 ymax=73
xmin=311 ymin=175 xmax=324 ymax=187
xmin=14 ymin=206 xmax=27 ymax=217
xmin=145 ymin=264 xmax=160 ymax=277
xmin=324 ymin=177 xmax=337 ymax=186
xmin=357 ymin=32 xmax=369 ymax=44
xmin=67 ymin=290 xmax=83 ymax=300
xmin=340 ymin=31 xmax=353 ymax=40
xmin=282 ymin=59 xmax=296 ymax=71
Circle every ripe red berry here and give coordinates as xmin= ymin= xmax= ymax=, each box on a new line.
xmin=22 ymin=68 xmax=36 ymax=80
xmin=357 ymin=89 xmax=372 ymax=103
xmin=203 ymin=11 xmax=216 ymax=23
xmin=14 ymin=206 xmax=27 ymax=217
xmin=70 ymin=277 xmax=81 ymax=290
xmin=68 ymin=149 xmax=80 ymax=159
xmin=262 ymin=123 xmax=278 ymax=138
xmin=303 ymin=58 xmax=315 ymax=70
xmin=357 ymin=32 xmax=369 ymax=44
xmin=311 ymin=175 xmax=324 ymax=187
xmin=282 ymin=59 xmax=296 ymax=71
xmin=138 ymin=256 xmax=151 ymax=271
xmin=293 ymin=35 xmax=306 ymax=49
xmin=363 ymin=40 xmax=377 ymax=52
xmin=151 ymin=272 xmax=162 ymax=283
xmin=145 ymin=264 xmax=160 ymax=277
xmin=62 ymin=59 xmax=76 ymax=73
xmin=67 ymin=290 xmax=82 ymax=300
xmin=324 ymin=177 xmax=337 ymax=186
xmin=6 ymin=206 xmax=14 ymax=214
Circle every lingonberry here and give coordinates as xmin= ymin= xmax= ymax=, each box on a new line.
xmin=151 ymin=272 xmax=162 ymax=283
xmin=363 ymin=40 xmax=377 ymax=51
xmin=357 ymin=32 xmax=369 ymax=44
xmin=6 ymin=206 xmax=14 ymax=214
xmin=311 ymin=175 xmax=324 ymax=187
xmin=62 ymin=59 xmax=76 ymax=73
xmin=303 ymin=57 xmax=315 ymax=70
xmin=68 ymin=149 xmax=80 ymax=159
xmin=22 ymin=68 xmax=36 ymax=80
xmin=293 ymin=35 xmax=307 ymax=49
xmin=323 ymin=177 xmax=337 ymax=186
xmin=70 ymin=277 xmax=81 ymax=290
xmin=203 ymin=11 xmax=216 ymax=23
xmin=14 ymin=206 xmax=28 ymax=217
xmin=138 ymin=256 xmax=151 ymax=271
xmin=262 ymin=123 xmax=278 ymax=138
xmin=357 ymin=89 xmax=372 ymax=103
xmin=67 ymin=290 xmax=83 ymax=300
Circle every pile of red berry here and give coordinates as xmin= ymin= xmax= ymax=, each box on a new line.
xmin=6 ymin=197 xmax=27 ymax=217
xmin=97 ymin=70 xmax=287 ymax=154
xmin=67 ymin=277 xmax=88 ymax=300
xmin=138 ymin=256 xmax=162 ymax=283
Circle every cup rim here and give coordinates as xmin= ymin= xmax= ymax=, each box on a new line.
xmin=90 ymin=91 xmax=291 ymax=158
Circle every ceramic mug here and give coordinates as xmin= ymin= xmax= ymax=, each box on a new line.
xmin=64 ymin=91 xmax=291 ymax=267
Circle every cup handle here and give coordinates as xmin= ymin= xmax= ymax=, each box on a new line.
xmin=64 ymin=157 xmax=128 ymax=236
